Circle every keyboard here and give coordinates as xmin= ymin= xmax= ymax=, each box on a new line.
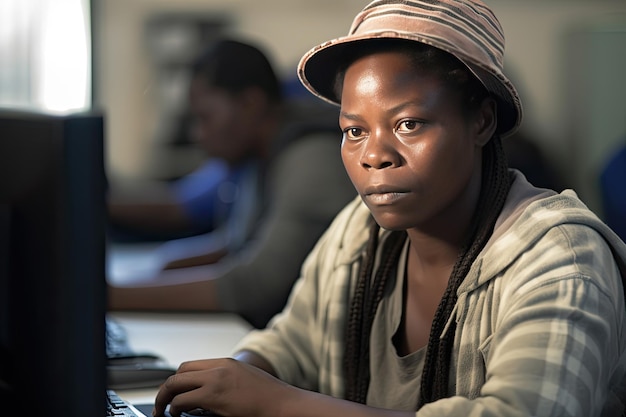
xmin=107 ymin=390 xmax=149 ymax=416
xmin=106 ymin=316 xmax=176 ymax=389
xmin=133 ymin=402 xmax=221 ymax=417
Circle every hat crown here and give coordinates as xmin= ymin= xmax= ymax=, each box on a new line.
xmin=348 ymin=0 xmax=506 ymax=74
xmin=297 ymin=0 xmax=523 ymax=137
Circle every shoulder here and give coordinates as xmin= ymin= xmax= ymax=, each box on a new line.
xmin=268 ymin=126 xmax=354 ymax=212
xmin=491 ymin=170 xmax=623 ymax=257
xmin=270 ymin=99 xmax=340 ymax=154
xmin=475 ymin=176 xmax=626 ymax=301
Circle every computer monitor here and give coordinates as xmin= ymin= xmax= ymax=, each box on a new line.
xmin=0 ymin=109 xmax=107 ymax=415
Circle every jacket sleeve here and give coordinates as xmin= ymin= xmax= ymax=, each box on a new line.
xmin=230 ymin=248 xmax=325 ymax=391
xmin=229 ymin=197 xmax=364 ymax=392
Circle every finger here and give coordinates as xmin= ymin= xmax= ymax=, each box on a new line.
xmin=162 ymin=377 xmax=221 ymax=417
xmin=153 ymin=371 xmax=202 ymax=416
xmin=177 ymin=358 xmax=229 ymax=374
xmin=155 ymin=359 xmax=238 ymax=416
xmin=168 ymin=391 xmax=214 ymax=417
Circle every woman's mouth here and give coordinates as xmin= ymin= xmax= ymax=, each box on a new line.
xmin=363 ymin=187 xmax=410 ymax=205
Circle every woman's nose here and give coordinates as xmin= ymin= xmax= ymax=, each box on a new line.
xmin=360 ymin=130 xmax=401 ymax=169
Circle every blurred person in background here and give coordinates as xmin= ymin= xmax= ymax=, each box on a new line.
xmin=108 ymin=39 xmax=282 ymax=254
xmin=107 ymin=37 xmax=356 ymax=328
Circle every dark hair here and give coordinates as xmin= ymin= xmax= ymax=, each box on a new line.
xmin=191 ymin=38 xmax=282 ymax=104
xmin=340 ymin=40 xmax=513 ymax=408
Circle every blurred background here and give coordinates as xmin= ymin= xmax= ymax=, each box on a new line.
xmin=1 ymin=0 xmax=625 ymax=217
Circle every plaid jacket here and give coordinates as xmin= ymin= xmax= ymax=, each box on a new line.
xmin=235 ymin=170 xmax=626 ymax=417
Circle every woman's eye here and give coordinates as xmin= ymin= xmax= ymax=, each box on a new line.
xmin=395 ymin=120 xmax=422 ymax=134
xmin=343 ymin=127 xmax=365 ymax=140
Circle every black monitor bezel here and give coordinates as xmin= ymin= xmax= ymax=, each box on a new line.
xmin=0 ymin=109 xmax=107 ymax=415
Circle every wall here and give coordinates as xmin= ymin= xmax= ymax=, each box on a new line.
xmin=94 ymin=0 xmax=626 ymax=213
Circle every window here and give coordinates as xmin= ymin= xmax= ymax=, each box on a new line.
xmin=0 ymin=0 xmax=91 ymax=113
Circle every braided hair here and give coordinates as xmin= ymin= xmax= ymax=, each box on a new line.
xmin=337 ymin=40 xmax=514 ymax=407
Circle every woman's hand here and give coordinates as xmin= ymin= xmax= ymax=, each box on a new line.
xmin=152 ymin=357 xmax=297 ymax=417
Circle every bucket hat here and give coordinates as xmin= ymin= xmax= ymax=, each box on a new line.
xmin=298 ymin=0 xmax=523 ymax=137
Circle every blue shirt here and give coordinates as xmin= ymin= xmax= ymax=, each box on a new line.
xmin=174 ymin=158 xmax=261 ymax=247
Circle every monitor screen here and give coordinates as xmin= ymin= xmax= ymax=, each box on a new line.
xmin=0 ymin=109 xmax=107 ymax=415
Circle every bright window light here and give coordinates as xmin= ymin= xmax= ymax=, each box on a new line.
xmin=37 ymin=0 xmax=91 ymax=112
xmin=0 ymin=0 xmax=91 ymax=113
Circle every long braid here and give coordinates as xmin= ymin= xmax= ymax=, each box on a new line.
xmin=344 ymin=222 xmax=407 ymax=403
xmin=344 ymin=220 xmax=379 ymax=402
xmin=418 ymin=134 xmax=512 ymax=406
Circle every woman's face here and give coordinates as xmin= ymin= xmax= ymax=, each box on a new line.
xmin=339 ymin=51 xmax=490 ymax=234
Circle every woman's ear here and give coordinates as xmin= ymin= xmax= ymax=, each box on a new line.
xmin=474 ymin=97 xmax=497 ymax=147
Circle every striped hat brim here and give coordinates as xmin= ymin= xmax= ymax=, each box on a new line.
xmin=297 ymin=0 xmax=523 ymax=137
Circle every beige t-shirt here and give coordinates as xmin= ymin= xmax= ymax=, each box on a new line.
xmin=368 ymin=240 xmax=426 ymax=410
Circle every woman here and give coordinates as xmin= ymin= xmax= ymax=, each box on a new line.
xmin=154 ymin=1 xmax=626 ymax=416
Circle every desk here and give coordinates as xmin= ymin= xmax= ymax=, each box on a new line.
xmin=109 ymin=311 xmax=253 ymax=405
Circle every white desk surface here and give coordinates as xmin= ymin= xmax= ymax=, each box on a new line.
xmin=109 ymin=311 xmax=253 ymax=405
